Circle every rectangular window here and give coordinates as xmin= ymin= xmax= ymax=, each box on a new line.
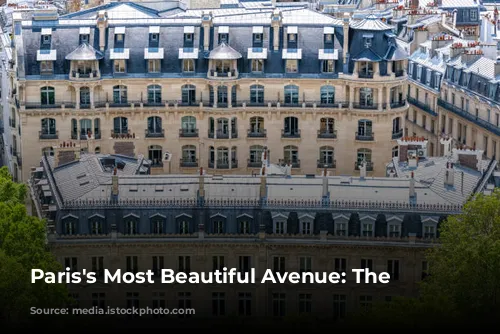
xmin=40 ymin=61 xmax=53 ymax=74
xmin=273 ymin=256 xmax=286 ymax=274
xmin=91 ymin=256 xmax=104 ymax=278
xmin=387 ymin=260 xmax=400 ymax=280
xmin=126 ymin=256 xmax=138 ymax=273
xmin=285 ymin=59 xmax=298 ymax=73
xmin=178 ymin=292 xmax=192 ymax=317
xmin=360 ymin=295 xmax=372 ymax=311
xmin=299 ymin=256 xmax=312 ymax=273
xmin=152 ymin=256 xmax=164 ymax=276
xmin=212 ymin=292 xmax=225 ymax=316
xmin=114 ymin=59 xmax=125 ymax=73
xmin=92 ymin=292 xmax=105 ymax=308
xmin=178 ymin=256 xmax=191 ymax=273
xmin=64 ymin=257 xmax=78 ymax=272
xmin=238 ymin=292 xmax=252 ymax=316
xmin=272 ymin=293 xmax=286 ymax=317
xmin=148 ymin=59 xmax=161 ymax=73
xmin=421 ymin=261 xmax=429 ymax=280
xmin=212 ymin=255 xmax=224 ymax=272
xmin=152 ymin=292 xmax=166 ymax=317
xmin=334 ymin=258 xmax=347 ymax=272
xmin=298 ymin=293 xmax=312 ymax=313
xmin=333 ymin=294 xmax=346 ymax=319
xmin=239 ymin=256 xmax=251 ymax=273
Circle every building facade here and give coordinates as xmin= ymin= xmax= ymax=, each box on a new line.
xmin=29 ymin=141 xmax=498 ymax=317
xmin=5 ymin=1 xmax=408 ymax=182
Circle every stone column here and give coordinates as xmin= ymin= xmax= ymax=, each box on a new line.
xmin=90 ymin=85 xmax=95 ymax=109
xmin=75 ymin=86 xmax=80 ymax=109
xmin=378 ymin=87 xmax=383 ymax=111
xmin=349 ymin=87 xmax=354 ymax=109
xmin=213 ymin=85 xmax=218 ymax=108
xmin=227 ymin=84 xmax=232 ymax=108
xmin=466 ymin=125 xmax=472 ymax=147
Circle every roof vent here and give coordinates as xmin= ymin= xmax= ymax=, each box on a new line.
xmin=79 ymin=180 xmax=89 ymax=186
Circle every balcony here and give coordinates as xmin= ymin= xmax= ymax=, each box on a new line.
xmin=209 ymin=160 xmax=238 ymax=169
xmin=394 ymin=70 xmax=405 ymax=77
xmin=179 ymin=129 xmax=199 ymax=138
xmin=317 ymin=130 xmax=337 ymax=139
xmin=142 ymin=101 xmax=165 ymax=107
xmin=70 ymin=70 xmax=100 ymax=80
xmin=247 ymin=159 xmax=262 ymax=168
xmin=24 ymin=102 xmax=75 ymax=109
xmin=145 ymin=129 xmax=165 ymax=138
xmin=78 ymin=131 xmax=101 ymax=140
xmin=207 ymin=69 xmax=239 ymax=79
xmin=111 ymin=130 xmax=135 ymax=139
xmin=354 ymin=161 xmax=374 ymax=171
xmin=208 ymin=130 xmax=237 ymax=139
xmin=390 ymin=99 xmax=406 ymax=108
xmin=247 ymin=129 xmax=267 ymax=138
xmin=358 ymin=72 xmax=374 ymax=79
xmin=281 ymin=130 xmax=301 ymax=139
xmin=438 ymin=99 xmax=500 ymax=137
xmin=352 ymin=103 xmax=378 ymax=110
xmin=317 ymin=160 xmax=336 ymax=168
xmin=39 ymin=131 xmax=58 ymax=140
xmin=279 ymin=159 xmax=301 ymax=168
xmin=180 ymin=158 xmax=198 ymax=168
xmin=355 ymin=132 xmax=375 ymax=141
xmin=408 ymin=97 xmax=438 ymax=116
xmin=392 ymin=129 xmax=403 ymax=139
xmin=108 ymin=101 xmax=131 ymax=108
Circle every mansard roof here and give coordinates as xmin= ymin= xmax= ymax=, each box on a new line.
xmin=208 ymin=42 xmax=242 ymax=60
xmin=65 ymin=42 xmax=104 ymax=61
xmin=349 ymin=14 xmax=393 ymax=31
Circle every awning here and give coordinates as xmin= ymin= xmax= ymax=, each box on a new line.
xmin=149 ymin=26 xmax=160 ymax=34
xmin=318 ymin=49 xmax=338 ymax=60
xmin=37 ymin=49 xmax=57 ymax=61
xmin=287 ymin=26 xmax=298 ymax=34
xmin=110 ymin=48 xmax=130 ymax=60
xmin=144 ymin=47 xmax=164 ymax=59
xmin=184 ymin=26 xmax=195 ymax=33
xmin=252 ymin=26 xmax=264 ymax=34
xmin=114 ymin=26 xmax=126 ymax=34
xmin=282 ymin=48 xmax=302 ymax=59
xmin=247 ymin=47 xmax=267 ymax=59
xmin=178 ymin=47 xmax=199 ymax=59
xmin=323 ymin=26 xmax=335 ymax=34
xmin=41 ymin=28 xmax=52 ymax=35
xmin=79 ymin=27 xmax=90 ymax=35
xmin=218 ymin=26 xmax=229 ymax=34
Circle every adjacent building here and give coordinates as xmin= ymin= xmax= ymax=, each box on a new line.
xmin=29 ymin=141 xmax=499 ymax=316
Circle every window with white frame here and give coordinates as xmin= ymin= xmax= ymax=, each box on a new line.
xmin=361 ymin=222 xmax=373 ymax=237
xmin=40 ymin=61 xmax=53 ymax=74
xmin=416 ymin=65 xmax=422 ymax=81
xmin=251 ymin=59 xmax=264 ymax=72
xmin=322 ymin=60 xmax=334 ymax=73
xmin=388 ymin=224 xmax=401 ymax=237
xmin=301 ymin=219 xmax=312 ymax=234
xmin=426 ymin=69 xmax=431 ymax=85
xmin=274 ymin=220 xmax=286 ymax=234
xmin=285 ymin=59 xmax=298 ymax=73
xmin=335 ymin=221 xmax=346 ymax=236
xmin=114 ymin=59 xmax=125 ymax=73
xmin=183 ymin=59 xmax=194 ymax=72
xmin=424 ymin=225 xmax=436 ymax=238
xmin=148 ymin=59 xmax=161 ymax=73
xmin=408 ymin=62 xmax=413 ymax=75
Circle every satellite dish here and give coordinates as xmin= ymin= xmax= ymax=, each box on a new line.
xmin=164 ymin=152 xmax=171 ymax=161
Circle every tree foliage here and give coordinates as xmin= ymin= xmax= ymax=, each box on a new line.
xmin=0 ymin=167 xmax=68 ymax=324
xmin=346 ymin=188 xmax=500 ymax=328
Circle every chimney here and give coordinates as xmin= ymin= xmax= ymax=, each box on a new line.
xmin=53 ymin=142 xmax=80 ymax=167
xmin=260 ymin=173 xmax=267 ymax=200
xmin=198 ymin=167 xmax=205 ymax=198
xmin=342 ymin=13 xmax=350 ymax=65
xmin=322 ymin=167 xmax=329 ymax=198
xmin=96 ymin=10 xmax=108 ymax=52
xmin=495 ymin=57 xmax=500 ymax=77
xmin=271 ymin=9 xmax=282 ymax=52
xmin=441 ymin=12 xmax=446 ymax=26
xmin=359 ymin=161 xmax=367 ymax=179
xmin=409 ymin=171 xmax=416 ymax=198
xmin=444 ymin=162 xmax=455 ymax=186
xmin=452 ymin=9 xmax=457 ymax=29
xmin=111 ymin=167 xmax=119 ymax=197
xmin=202 ymin=11 xmax=213 ymax=51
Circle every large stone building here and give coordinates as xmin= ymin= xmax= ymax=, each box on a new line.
xmin=4 ymin=0 xmax=408 ymax=182
xmin=29 ymin=142 xmax=499 ymax=317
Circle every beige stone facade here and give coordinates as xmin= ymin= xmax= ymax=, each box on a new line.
xmin=15 ymin=73 xmax=408 ymax=182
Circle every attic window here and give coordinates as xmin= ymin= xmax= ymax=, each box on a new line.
xmin=42 ymin=35 xmax=50 ymax=44
xmin=151 ymin=33 xmax=158 ymax=41
xmin=80 ymin=34 xmax=89 ymax=43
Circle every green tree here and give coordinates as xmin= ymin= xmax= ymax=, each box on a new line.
xmin=0 ymin=166 xmax=69 ymax=325
xmin=345 ymin=188 xmax=500 ymax=329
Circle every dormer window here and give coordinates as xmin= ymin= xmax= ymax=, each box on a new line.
xmin=42 ymin=35 xmax=51 ymax=44
xmin=40 ymin=60 xmax=53 ymax=75
xmin=185 ymin=33 xmax=193 ymax=41
xmin=286 ymin=26 xmax=298 ymax=46
xmin=252 ymin=26 xmax=263 ymax=45
xmin=416 ymin=65 xmax=422 ymax=80
xmin=80 ymin=34 xmax=89 ymax=43
xmin=116 ymin=34 xmax=123 ymax=42
xmin=363 ymin=34 xmax=373 ymax=48
xmin=219 ymin=33 xmax=228 ymax=44
xmin=114 ymin=26 xmax=125 ymax=46
xmin=218 ymin=26 xmax=229 ymax=44
xmin=289 ymin=34 xmax=296 ymax=41
xmin=254 ymin=33 xmax=261 ymax=42
xmin=325 ymin=34 xmax=333 ymax=42
xmin=151 ymin=34 xmax=158 ymax=41
xmin=426 ymin=69 xmax=431 ymax=85
xmin=79 ymin=27 xmax=90 ymax=44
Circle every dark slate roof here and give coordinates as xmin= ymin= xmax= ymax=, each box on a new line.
xmin=352 ymin=48 xmax=382 ymax=61
xmin=65 ymin=42 xmax=104 ymax=61
xmin=349 ymin=14 xmax=393 ymax=31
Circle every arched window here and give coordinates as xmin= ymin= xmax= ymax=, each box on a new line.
xmin=42 ymin=146 xmax=54 ymax=156
xmin=181 ymin=145 xmax=197 ymax=166
xmin=250 ymin=84 xmax=264 ymax=104
xmin=249 ymin=145 xmax=264 ymax=166
xmin=80 ymin=119 xmax=92 ymax=139
xmin=113 ymin=117 xmax=128 ymax=134
xmin=113 ymin=85 xmax=127 ymax=104
xmin=40 ymin=86 xmax=55 ymax=105
xmin=320 ymin=85 xmax=335 ymax=104
xmin=40 ymin=118 xmax=56 ymax=136
xmin=283 ymin=116 xmax=299 ymax=137
xmin=150 ymin=214 xmax=165 ymax=234
xmin=80 ymin=87 xmax=90 ymax=106
xmin=181 ymin=116 xmax=197 ymax=136
xmin=147 ymin=85 xmax=162 ymax=104
xmin=148 ymin=145 xmax=162 ymax=167
xmin=147 ymin=116 xmax=162 ymax=136
xmin=284 ymin=85 xmax=299 ymax=104
xmin=181 ymin=84 xmax=196 ymax=105
xmin=356 ymin=148 xmax=373 ymax=170
xmin=283 ymin=145 xmax=299 ymax=164
xmin=319 ymin=146 xmax=335 ymax=167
